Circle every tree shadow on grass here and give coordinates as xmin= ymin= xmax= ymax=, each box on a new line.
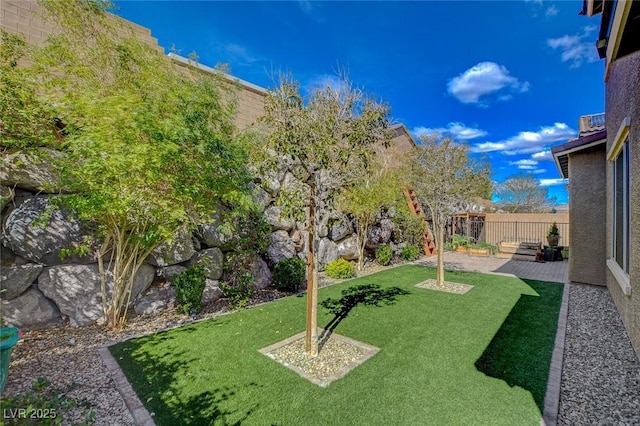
xmin=474 ymin=279 xmax=563 ymax=411
xmin=110 ymin=330 xmax=260 ymax=425
xmin=318 ymin=283 xmax=409 ymax=348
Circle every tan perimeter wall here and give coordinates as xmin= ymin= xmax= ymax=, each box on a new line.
xmin=568 ymin=149 xmax=607 ymax=286
xmin=605 ymin=50 xmax=640 ymax=359
xmin=0 ymin=0 xmax=265 ymax=131
xmin=482 ymin=213 xmax=570 ymax=246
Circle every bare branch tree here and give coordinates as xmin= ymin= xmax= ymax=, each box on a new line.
xmin=259 ymin=73 xmax=392 ymax=355
xmin=496 ymin=174 xmax=556 ymax=213
xmin=409 ymin=135 xmax=492 ymax=287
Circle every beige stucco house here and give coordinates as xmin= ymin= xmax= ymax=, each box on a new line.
xmin=553 ymin=0 xmax=640 ymax=357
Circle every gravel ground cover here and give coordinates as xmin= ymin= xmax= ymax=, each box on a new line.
xmin=558 ymin=283 xmax=640 ymax=425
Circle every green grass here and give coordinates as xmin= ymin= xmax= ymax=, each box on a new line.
xmin=110 ymin=265 xmax=563 ymax=426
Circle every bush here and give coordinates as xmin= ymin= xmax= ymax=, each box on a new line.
xmin=325 ymin=258 xmax=356 ymax=279
xmin=399 ymin=244 xmax=421 ymax=261
xmin=174 ymin=265 xmax=207 ymax=315
xmin=375 ymin=243 xmax=393 ymax=266
xmin=220 ymin=271 xmax=254 ymax=310
xmin=272 ymin=257 xmax=306 ymax=292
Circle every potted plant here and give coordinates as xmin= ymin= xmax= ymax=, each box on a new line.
xmin=0 ymin=326 xmax=21 ymax=394
xmin=547 ymin=222 xmax=560 ymax=247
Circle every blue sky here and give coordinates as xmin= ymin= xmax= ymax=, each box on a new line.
xmin=114 ymin=0 xmax=605 ymax=205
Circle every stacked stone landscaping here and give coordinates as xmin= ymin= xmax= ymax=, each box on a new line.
xmin=1 ymin=148 xmax=401 ymax=330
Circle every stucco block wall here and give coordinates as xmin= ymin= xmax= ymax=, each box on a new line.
xmin=234 ymin=86 xmax=266 ymax=130
xmin=0 ymin=0 xmax=162 ymax=51
xmin=605 ymin=50 xmax=640 ymax=358
xmin=568 ymin=149 xmax=606 ymax=286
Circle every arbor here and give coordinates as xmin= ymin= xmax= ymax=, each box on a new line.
xmin=259 ymin=74 xmax=391 ymax=355
xmin=1 ymin=1 xmax=252 ymax=328
xmin=409 ymin=136 xmax=491 ymax=286
xmin=496 ymin=174 xmax=556 ymax=213
xmin=336 ymin=157 xmax=403 ymax=271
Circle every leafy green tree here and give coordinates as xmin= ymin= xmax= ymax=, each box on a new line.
xmin=336 ymin=157 xmax=402 ymax=270
xmin=259 ymin=74 xmax=391 ymax=355
xmin=409 ymin=136 xmax=492 ymax=287
xmin=496 ymin=174 xmax=556 ymax=213
xmin=1 ymin=1 xmax=252 ymax=328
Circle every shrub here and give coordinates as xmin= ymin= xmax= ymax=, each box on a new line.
xmin=220 ymin=271 xmax=254 ymax=310
xmin=451 ymin=235 xmax=472 ymax=249
xmin=325 ymin=258 xmax=356 ymax=279
xmin=174 ymin=265 xmax=207 ymax=315
xmin=392 ymin=202 xmax=425 ymax=247
xmin=399 ymin=244 xmax=421 ymax=261
xmin=375 ymin=243 xmax=393 ymax=266
xmin=272 ymin=257 xmax=306 ymax=292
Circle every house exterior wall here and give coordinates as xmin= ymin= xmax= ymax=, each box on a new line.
xmin=605 ymin=50 xmax=640 ymax=358
xmin=568 ymin=149 xmax=607 ymax=286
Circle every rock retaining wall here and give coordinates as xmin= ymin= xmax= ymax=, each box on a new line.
xmin=0 ymin=150 xmax=402 ymax=330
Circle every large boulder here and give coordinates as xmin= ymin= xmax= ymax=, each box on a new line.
xmin=0 ymin=263 xmax=43 ymax=300
xmin=317 ymin=238 xmax=339 ymax=270
xmin=367 ymin=219 xmax=394 ymax=248
xmin=202 ymin=279 xmax=222 ymax=305
xmin=155 ymin=265 xmax=187 ymax=284
xmin=0 ymin=148 xmax=67 ymax=193
xmin=2 ymin=196 xmax=94 ymax=265
xmin=337 ymin=234 xmax=360 ymax=261
xmin=197 ymin=209 xmax=232 ymax=249
xmin=134 ymin=283 xmax=175 ymax=316
xmin=147 ymin=227 xmax=196 ymax=267
xmin=250 ymin=257 xmax=272 ymax=289
xmin=0 ymin=186 xmax=13 ymax=212
xmin=38 ymin=263 xmax=154 ymax=326
xmin=248 ymin=183 xmax=271 ymax=213
xmin=263 ymin=206 xmax=294 ymax=231
xmin=1 ymin=288 xmax=62 ymax=329
xmin=188 ymin=248 xmax=223 ymax=280
xmin=330 ymin=217 xmax=354 ymax=242
xmin=267 ymin=230 xmax=296 ymax=264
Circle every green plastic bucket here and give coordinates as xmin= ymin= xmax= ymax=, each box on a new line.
xmin=0 ymin=327 xmax=20 ymax=394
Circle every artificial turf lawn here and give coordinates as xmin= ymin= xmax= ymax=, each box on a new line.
xmin=110 ymin=265 xmax=563 ymax=426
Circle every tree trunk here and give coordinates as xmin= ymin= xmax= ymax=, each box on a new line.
xmin=305 ymin=182 xmax=319 ymax=356
xmin=436 ymin=217 xmax=445 ymax=287
xmin=356 ymin=218 xmax=368 ymax=271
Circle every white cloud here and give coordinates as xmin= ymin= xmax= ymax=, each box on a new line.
xmin=540 ymin=178 xmax=567 ymax=186
xmin=547 ymin=26 xmax=600 ymax=68
xmin=509 ymin=159 xmax=540 ymax=170
xmin=533 ymin=169 xmax=547 ymax=174
xmin=447 ymin=62 xmax=529 ymax=105
xmin=532 ymin=150 xmax=553 ymax=161
xmin=471 ymin=122 xmax=576 ymax=155
xmin=223 ymin=43 xmax=262 ymax=65
xmin=412 ymin=122 xmax=488 ymax=140
xmin=545 ymin=5 xmax=559 ymax=16
xmin=304 ymin=74 xmax=347 ymax=95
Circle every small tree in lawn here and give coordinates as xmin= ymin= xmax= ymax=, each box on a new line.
xmin=1 ymin=1 xmax=253 ymax=328
xmin=259 ymin=74 xmax=391 ymax=355
xmin=336 ymin=156 xmax=402 ymax=270
xmin=409 ymin=135 xmax=492 ymax=287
